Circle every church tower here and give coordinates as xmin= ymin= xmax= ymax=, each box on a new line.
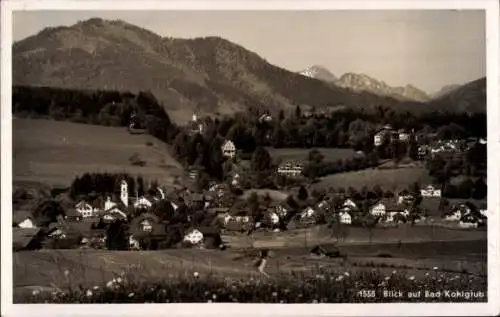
xmin=120 ymin=179 xmax=129 ymax=207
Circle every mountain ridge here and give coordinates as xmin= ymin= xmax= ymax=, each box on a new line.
xmin=299 ymin=67 xmax=430 ymax=102
xmin=13 ymin=18 xmax=485 ymax=122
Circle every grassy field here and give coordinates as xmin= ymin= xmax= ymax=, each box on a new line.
xmin=13 ymin=118 xmax=184 ymax=187
xmin=241 ymin=189 xmax=288 ymax=201
xmin=313 ymin=166 xmax=434 ymax=191
xmin=13 ymin=236 xmax=486 ymax=301
xmin=227 ymin=224 xmax=487 ymax=249
xmin=266 ymin=147 xmax=359 ymax=162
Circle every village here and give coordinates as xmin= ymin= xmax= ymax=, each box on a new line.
xmin=12 ymin=111 xmax=488 ymax=254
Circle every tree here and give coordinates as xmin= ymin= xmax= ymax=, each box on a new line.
xmin=308 ymin=149 xmax=324 ymax=165
xmin=329 ymin=215 xmax=350 ymax=244
xmin=294 ymin=105 xmax=302 ymax=118
xmin=106 ymin=220 xmax=128 ymax=250
xmin=137 ymin=176 xmax=145 ymax=196
xmin=151 ymin=200 xmax=175 ymax=222
xmin=251 ymin=146 xmax=272 ymax=172
xmin=33 ymin=200 xmax=66 ymax=227
xmin=373 ymin=185 xmax=383 ymax=198
xmin=472 ymin=178 xmax=487 ymax=200
xmin=298 ymin=186 xmax=308 ymax=201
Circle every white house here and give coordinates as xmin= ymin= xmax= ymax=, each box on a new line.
xmin=134 ymin=196 xmax=153 ymax=209
xmin=129 ymin=235 xmax=141 ymax=250
xmin=301 ymin=207 xmax=315 ymax=219
xmin=276 ymin=205 xmax=289 ymax=218
xmin=339 ymin=212 xmax=352 ymax=224
xmin=120 ymin=180 xmax=129 ymax=207
xmin=184 ymin=229 xmax=204 ymax=245
xmin=268 ymin=211 xmax=280 ymax=225
xmin=374 ymin=133 xmax=384 ymax=146
xmin=221 ymin=140 xmax=236 ymax=159
xmin=479 ymin=209 xmax=488 ymax=218
xmin=420 ymin=185 xmax=441 ymax=197
xmin=370 ymin=202 xmax=386 ymax=216
xmin=139 ymin=219 xmax=153 ymax=232
xmin=444 ymin=209 xmax=462 ymax=221
xmin=231 ymin=173 xmax=240 ymax=186
xmin=398 ymin=129 xmax=410 ymax=141
xmin=343 ymin=199 xmax=357 ymax=209
xmin=459 ymin=221 xmax=478 ymax=229
xmin=259 ymin=114 xmax=273 ymax=123
xmin=75 ymin=201 xmax=95 ymax=218
xmin=14 ymin=212 xmax=37 ymax=229
xmin=277 ymin=161 xmax=303 ymax=177
xmin=104 ymin=197 xmax=116 ymax=211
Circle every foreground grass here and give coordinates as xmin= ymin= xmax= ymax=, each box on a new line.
xmin=22 ymin=267 xmax=486 ymax=303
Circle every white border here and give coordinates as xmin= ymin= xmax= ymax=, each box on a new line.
xmin=1 ymin=1 xmax=499 ymax=316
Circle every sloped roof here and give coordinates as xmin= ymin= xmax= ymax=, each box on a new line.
xmin=130 ymin=213 xmax=160 ymax=228
xmin=12 ymin=210 xmax=35 ymax=225
xmin=13 ymin=228 xmax=41 ymax=249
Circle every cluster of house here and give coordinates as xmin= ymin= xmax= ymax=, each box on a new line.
xmin=442 ymin=201 xmax=488 ymax=228
xmin=417 ymin=137 xmax=486 ymax=159
xmin=373 ymin=125 xmax=411 ymax=147
xmin=13 ymin=175 xmax=488 ymax=252
xmin=12 ymin=179 xmax=228 ymax=251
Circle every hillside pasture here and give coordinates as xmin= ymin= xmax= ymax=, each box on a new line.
xmin=13 ymin=118 xmax=184 ymax=187
xmin=266 ymin=147 xmax=359 ymax=162
xmin=313 ymin=166 xmax=433 ymax=192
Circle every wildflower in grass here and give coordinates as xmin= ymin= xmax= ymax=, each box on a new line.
xmin=433 ymin=267 xmax=439 ymax=270
xmin=207 ymin=300 xmax=212 ymax=303
xmin=32 ymin=289 xmax=40 ymax=296
xmin=128 ymin=293 xmax=134 ymax=298
xmin=86 ymin=290 xmax=93 ymax=297
xmin=106 ymin=280 xmax=114 ymax=288
xmin=193 ymin=272 xmax=199 ymax=278
xmin=272 ymin=292 xmax=278 ymax=297
xmin=335 ymin=275 xmax=344 ymax=282
xmin=384 ymin=276 xmax=391 ymax=281
xmin=212 ymin=294 xmax=217 ymax=300
xmin=425 ymin=273 xmax=429 ymax=276
xmin=408 ymin=276 xmax=415 ymax=280
xmin=64 ymin=270 xmax=69 ymax=277
xmin=312 ymin=299 xmax=318 ymax=303
xmin=93 ymin=286 xmax=99 ymax=290
xmin=392 ymin=270 xmax=397 ymax=274
xmin=344 ymin=272 xmax=350 ymax=277
xmin=280 ymin=300 xmax=284 ymax=303
xmin=116 ymin=277 xmax=123 ymax=284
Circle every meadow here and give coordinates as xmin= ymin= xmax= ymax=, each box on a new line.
xmin=313 ymin=166 xmax=434 ymax=191
xmin=13 ymin=118 xmax=184 ymax=187
xmin=14 ymin=240 xmax=487 ymax=303
xmin=266 ymin=147 xmax=359 ymax=162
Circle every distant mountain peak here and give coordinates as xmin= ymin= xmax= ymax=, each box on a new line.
xmin=301 ymin=69 xmax=430 ymax=102
xmin=299 ymin=65 xmax=337 ymax=82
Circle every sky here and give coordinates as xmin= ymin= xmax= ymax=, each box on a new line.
xmin=13 ymin=10 xmax=486 ymax=94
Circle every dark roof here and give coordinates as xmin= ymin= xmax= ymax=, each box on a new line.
xmin=12 ymin=210 xmax=34 ymax=226
xmin=13 ymin=228 xmax=41 ymax=249
xmin=198 ymin=226 xmax=220 ymax=236
xmin=64 ymin=208 xmax=81 ymax=218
